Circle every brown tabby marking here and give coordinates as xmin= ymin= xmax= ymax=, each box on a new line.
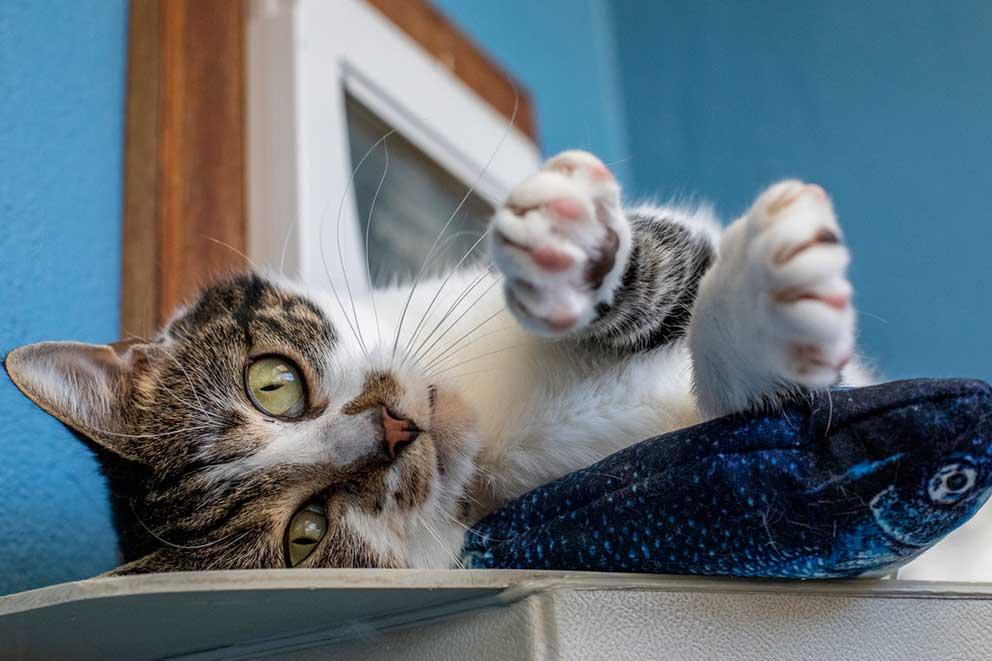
xmin=6 ymin=273 xmax=453 ymax=573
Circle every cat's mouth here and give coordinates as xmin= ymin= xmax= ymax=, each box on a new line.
xmin=419 ymin=381 xmax=479 ymax=489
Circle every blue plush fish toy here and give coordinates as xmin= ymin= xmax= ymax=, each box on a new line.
xmin=462 ymin=379 xmax=992 ymax=578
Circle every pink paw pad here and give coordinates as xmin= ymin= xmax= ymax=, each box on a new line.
xmin=835 ymin=352 xmax=853 ymax=370
xmin=532 ymin=246 xmax=575 ymax=272
xmin=588 ymin=163 xmax=613 ymax=181
xmin=791 ymin=344 xmax=829 ymax=375
xmin=774 ymin=288 xmax=851 ymax=311
xmin=790 ymin=343 xmax=848 ymax=374
xmin=545 ymin=313 xmax=578 ymax=332
xmin=547 ymin=198 xmax=584 ymax=220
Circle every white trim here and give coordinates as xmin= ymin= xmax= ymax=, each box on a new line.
xmin=247 ymin=0 xmax=540 ymax=295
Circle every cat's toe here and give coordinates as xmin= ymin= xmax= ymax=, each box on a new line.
xmin=787 ymin=342 xmax=854 ymax=388
xmin=750 ymin=180 xmax=832 ymax=229
xmin=544 ymin=150 xmax=615 ymax=184
xmin=504 ymin=280 xmax=587 ymax=334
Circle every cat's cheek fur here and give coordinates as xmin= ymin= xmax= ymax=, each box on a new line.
xmin=427 ymin=385 xmax=479 ymax=483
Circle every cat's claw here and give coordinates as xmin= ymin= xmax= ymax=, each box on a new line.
xmin=490 ymin=150 xmax=631 ymax=336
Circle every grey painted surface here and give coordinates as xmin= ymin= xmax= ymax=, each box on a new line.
xmin=2 ymin=570 xmax=991 ymax=659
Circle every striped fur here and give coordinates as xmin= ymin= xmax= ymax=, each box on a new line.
xmin=584 ymin=212 xmax=716 ymax=354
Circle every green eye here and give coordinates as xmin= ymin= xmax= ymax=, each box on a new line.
xmin=285 ymin=502 xmax=328 ymax=567
xmin=246 ymin=356 xmax=307 ymax=417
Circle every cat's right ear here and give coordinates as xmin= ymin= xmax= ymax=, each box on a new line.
xmin=4 ymin=339 xmax=150 ymax=462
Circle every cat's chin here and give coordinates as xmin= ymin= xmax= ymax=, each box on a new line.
xmin=410 ymin=384 xmax=483 ymax=567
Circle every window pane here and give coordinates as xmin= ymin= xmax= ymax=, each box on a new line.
xmin=346 ymin=95 xmax=494 ymax=286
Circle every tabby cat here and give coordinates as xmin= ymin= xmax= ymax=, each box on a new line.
xmin=5 ymin=150 xmax=864 ymax=573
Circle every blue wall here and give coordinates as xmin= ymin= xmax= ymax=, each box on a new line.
xmin=611 ymin=1 xmax=992 ymax=382
xmin=0 ymin=1 xmax=128 ymax=594
xmin=432 ymin=0 xmax=633 ymax=188
xmin=440 ymin=0 xmax=992 ymax=383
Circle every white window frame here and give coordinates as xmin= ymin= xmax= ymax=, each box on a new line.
xmin=247 ymin=0 xmax=541 ymax=296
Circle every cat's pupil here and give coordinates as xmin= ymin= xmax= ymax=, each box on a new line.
xmin=291 ymin=537 xmax=315 ymax=545
xmin=260 ymin=383 xmax=283 ymax=392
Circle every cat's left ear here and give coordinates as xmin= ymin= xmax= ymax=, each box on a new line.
xmin=4 ymin=340 xmax=150 ymax=462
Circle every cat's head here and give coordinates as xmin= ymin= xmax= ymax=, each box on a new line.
xmin=4 ymin=272 xmax=480 ymax=574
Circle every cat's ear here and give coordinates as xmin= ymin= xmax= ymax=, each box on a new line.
xmin=4 ymin=339 xmax=150 ymax=462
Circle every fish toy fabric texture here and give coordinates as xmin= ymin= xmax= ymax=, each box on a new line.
xmin=462 ymin=379 xmax=992 ymax=579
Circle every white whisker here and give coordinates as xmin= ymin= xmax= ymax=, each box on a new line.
xmin=131 ymin=500 xmax=250 ymax=551
xmin=418 ymin=515 xmax=464 ymax=569
xmin=423 ymin=306 xmax=508 ymax=371
xmin=152 ymin=343 xmax=226 ymax=425
xmin=320 ymin=129 xmax=395 ymax=356
xmin=90 ymin=424 xmax=221 ymax=440
xmin=427 ymin=342 xmax=530 ymax=378
xmin=278 ymin=217 xmax=295 ymax=276
xmin=201 ymin=235 xmax=260 ymax=271
xmin=398 ymin=227 xmax=496 ymax=368
xmin=364 ymin=141 xmax=390 ymax=346
xmin=407 ymin=269 xmax=498 ymax=368
xmin=392 ymin=89 xmax=520 ymax=363
xmin=421 ymin=230 xmax=488 ymax=275
xmin=423 ymin=324 xmax=513 ymax=371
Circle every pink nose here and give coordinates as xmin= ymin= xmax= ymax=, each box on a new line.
xmin=382 ymin=406 xmax=420 ymax=459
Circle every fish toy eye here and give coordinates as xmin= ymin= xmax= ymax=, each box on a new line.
xmin=928 ymin=462 xmax=978 ymax=505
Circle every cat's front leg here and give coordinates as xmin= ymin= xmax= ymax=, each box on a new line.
xmin=491 ymin=150 xmax=718 ymax=356
xmin=689 ymin=181 xmax=858 ymax=418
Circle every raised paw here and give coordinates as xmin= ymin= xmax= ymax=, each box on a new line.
xmin=740 ymin=180 xmax=855 ymax=387
xmin=489 ymin=150 xmax=631 ymax=336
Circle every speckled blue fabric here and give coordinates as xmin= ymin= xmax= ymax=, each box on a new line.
xmin=463 ymin=379 xmax=992 ymax=578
